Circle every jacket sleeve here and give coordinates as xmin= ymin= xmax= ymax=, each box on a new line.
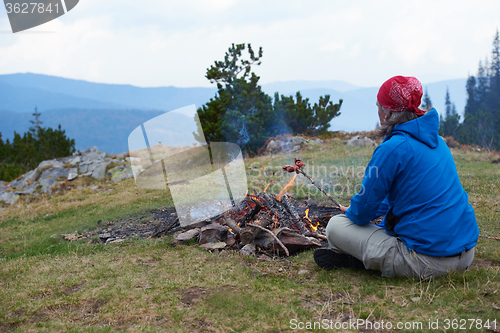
xmin=345 ymin=143 xmax=402 ymax=225
xmin=375 ymin=197 xmax=390 ymax=218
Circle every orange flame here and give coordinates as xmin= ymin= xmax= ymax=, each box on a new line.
xmin=263 ymin=181 xmax=272 ymax=193
xmin=277 ymin=174 xmax=297 ymax=201
xmin=310 ymin=222 xmax=319 ymax=232
xmin=304 ymin=208 xmax=319 ymax=231
xmin=304 ymin=209 xmax=312 ymax=223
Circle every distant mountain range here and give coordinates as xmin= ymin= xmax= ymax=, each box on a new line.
xmin=0 ymin=73 xmax=468 ymax=154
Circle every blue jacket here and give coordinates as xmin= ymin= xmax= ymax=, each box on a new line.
xmin=345 ymin=109 xmax=479 ymax=257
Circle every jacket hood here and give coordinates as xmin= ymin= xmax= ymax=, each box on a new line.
xmin=391 ymin=108 xmax=440 ymax=148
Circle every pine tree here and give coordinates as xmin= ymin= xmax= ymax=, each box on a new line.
xmin=440 ymin=88 xmax=460 ymax=138
xmin=0 ymin=112 xmax=75 ymax=181
xmin=29 ymin=106 xmax=43 ymax=138
xmin=459 ymin=30 xmax=500 ymax=151
xmin=420 ymin=88 xmax=433 ymax=110
xmin=490 ymin=29 xmax=500 ymax=93
xmin=195 ymin=44 xmax=279 ymax=153
xmin=445 ymin=87 xmax=452 ymax=117
xmin=196 ymin=43 xmax=342 ymax=153
xmin=273 ymin=92 xmax=342 ymax=135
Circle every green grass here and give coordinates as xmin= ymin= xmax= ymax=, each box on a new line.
xmin=0 ymin=139 xmax=499 ymax=332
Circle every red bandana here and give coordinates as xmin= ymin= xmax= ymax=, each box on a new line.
xmin=377 ymin=76 xmax=426 ymax=116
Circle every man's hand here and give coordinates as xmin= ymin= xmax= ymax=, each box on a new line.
xmin=339 ymin=205 xmax=349 ymax=214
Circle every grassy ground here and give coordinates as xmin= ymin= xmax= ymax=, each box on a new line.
xmin=0 ymin=139 xmax=499 ymax=332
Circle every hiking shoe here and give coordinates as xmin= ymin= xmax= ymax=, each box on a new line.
xmin=314 ymin=248 xmax=366 ymax=271
xmin=314 ymin=248 xmax=350 ymax=270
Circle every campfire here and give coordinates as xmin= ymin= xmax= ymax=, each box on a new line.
xmin=165 ymin=158 xmax=342 ymax=256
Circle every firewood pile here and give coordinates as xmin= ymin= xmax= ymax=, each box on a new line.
xmin=165 ymin=192 xmax=340 ymax=256
xmin=162 ymin=159 xmax=342 ymax=257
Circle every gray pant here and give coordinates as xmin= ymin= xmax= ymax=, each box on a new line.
xmin=326 ymin=214 xmax=474 ymax=279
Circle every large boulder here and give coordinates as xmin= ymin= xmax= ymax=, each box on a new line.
xmin=347 ymin=135 xmax=377 ymax=147
xmin=37 ymin=159 xmax=65 ymax=169
xmin=107 ymin=164 xmax=134 ymax=182
xmin=39 ymin=167 xmax=72 ymax=181
xmin=81 ymin=146 xmax=106 ymax=163
xmin=91 ymin=161 xmax=108 ymax=179
xmin=0 ymin=191 xmax=19 ymax=205
xmin=265 ymin=136 xmax=323 ymax=154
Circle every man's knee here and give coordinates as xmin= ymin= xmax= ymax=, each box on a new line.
xmin=326 ymin=214 xmax=352 ymax=239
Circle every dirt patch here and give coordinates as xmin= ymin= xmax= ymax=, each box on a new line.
xmin=178 ymin=287 xmax=210 ymax=307
xmin=63 ymin=282 xmax=87 ymax=296
xmin=85 ymin=208 xmax=178 ymax=242
xmin=470 ymin=257 xmax=499 ymax=269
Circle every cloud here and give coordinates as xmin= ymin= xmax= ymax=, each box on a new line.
xmin=0 ymin=0 xmax=500 ymax=88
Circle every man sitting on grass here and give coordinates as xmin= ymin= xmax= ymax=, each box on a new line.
xmin=314 ymin=76 xmax=479 ymax=279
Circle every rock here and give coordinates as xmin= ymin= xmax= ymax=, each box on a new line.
xmin=91 ymin=161 xmax=108 ymax=179
xmin=266 ymin=140 xmax=279 ymax=153
xmin=0 ymin=192 xmax=19 ymax=205
xmin=239 ymin=243 xmax=256 ymax=256
xmin=98 ymin=233 xmax=112 ymax=242
xmin=79 ymin=160 xmax=108 ymax=179
xmin=81 ymin=146 xmax=106 ymax=163
xmin=16 ymin=183 xmax=38 ymax=195
xmin=347 ymin=135 xmax=377 ymax=147
xmin=39 ymin=168 xmax=70 ymax=181
xmin=68 ymin=173 xmax=78 ymax=181
xmin=61 ymin=232 xmax=86 ymax=241
xmin=265 ymin=136 xmax=311 ymax=154
xmin=39 ymin=177 xmax=64 ymax=193
xmin=298 ymin=269 xmax=309 ymax=275
xmin=8 ymin=169 xmax=38 ymax=189
xmin=67 ymin=156 xmax=81 ymax=165
xmin=38 ymin=159 xmax=65 ymax=169
xmin=108 ymin=164 xmax=134 ymax=182
xmin=309 ymin=138 xmax=323 ymax=145
xmin=291 ymin=136 xmax=306 ymax=145
xmin=115 ymin=152 xmax=127 ymax=159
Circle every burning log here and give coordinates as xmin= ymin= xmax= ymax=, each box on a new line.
xmin=248 ymin=223 xmax=290 ymax=256
xmin=199 ymin=223 xmax=229 ymax=244
xmin=223 ymin=212 xmax=276 ymax=245
xmin=264 ymin=228 xmax=321 ymax=254
xmin=171 ymin=228 xmax=200 ymax=246
xmin=240 ymin=198 xmax=263 ymax=228
xmin=281 ymin=194 xmax=299 ymax=219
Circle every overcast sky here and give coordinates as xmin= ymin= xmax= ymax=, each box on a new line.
xmin=0 ymin=0 xmax=499 ymax=88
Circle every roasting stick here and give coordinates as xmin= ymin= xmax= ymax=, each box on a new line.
xmin=479 ymin=234 xmax=500 ymax=242
xmin=296 ymin=168 xmax=341 ymax=208
xmin=282 ymin=158 xmax=341 ymax=208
